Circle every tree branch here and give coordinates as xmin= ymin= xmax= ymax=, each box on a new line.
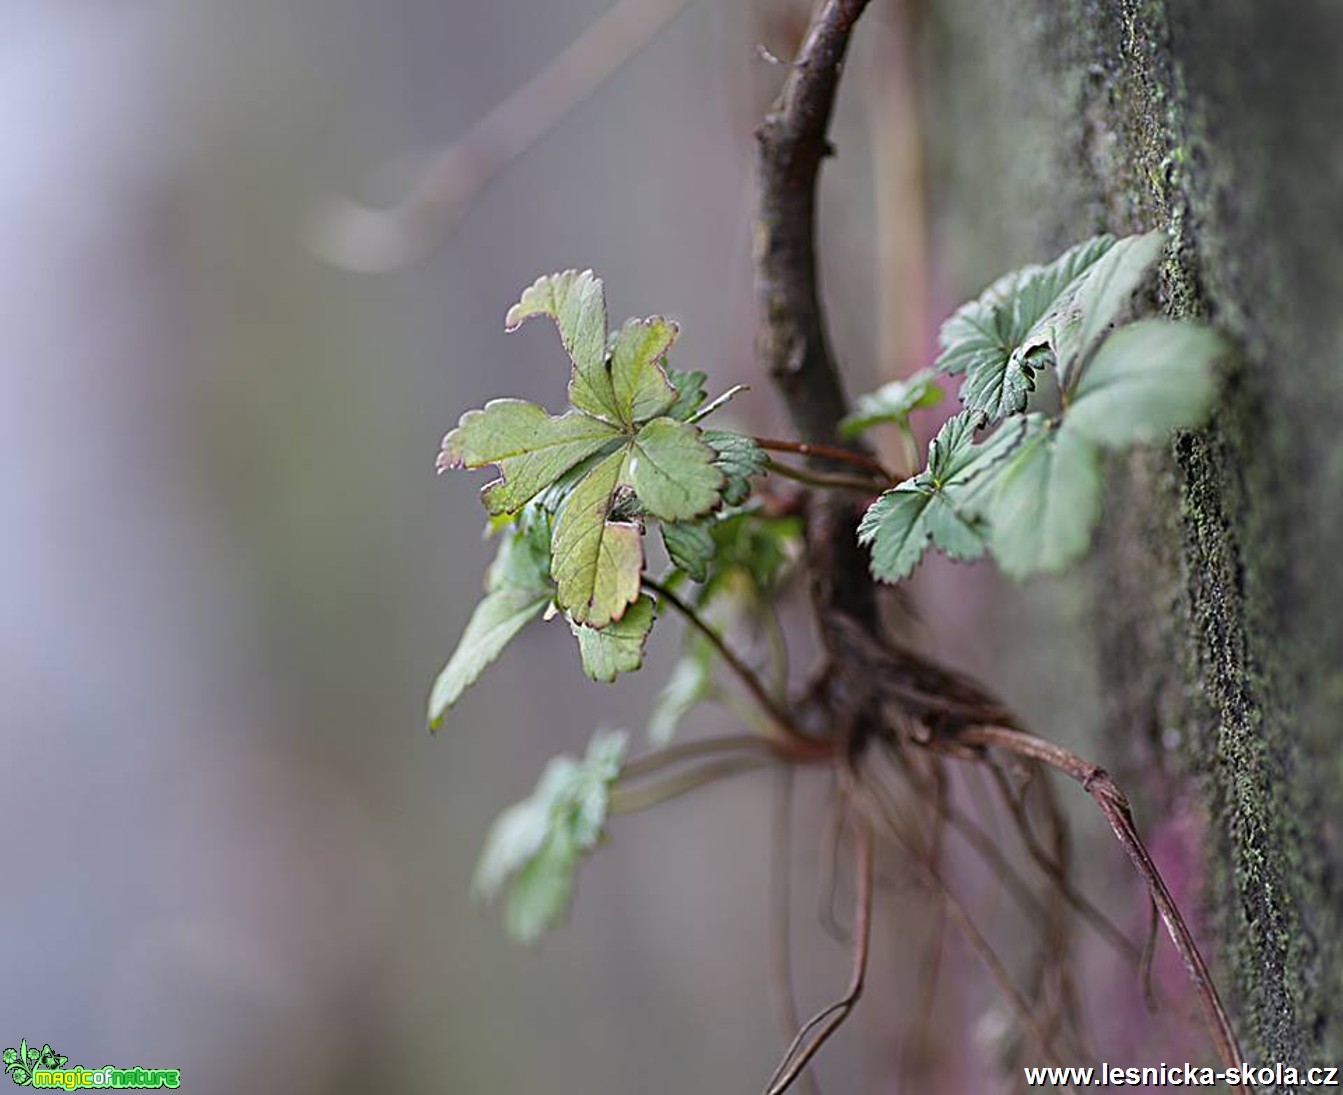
xmin=754 ymin=0 xmax=881 ymax=640
xmin=755 ymin=0 xmax=874 ymax=450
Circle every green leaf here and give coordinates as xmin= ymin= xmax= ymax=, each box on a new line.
xmin=571 ymin=594 xmax=656 ymax=681
xmin=984 ymin=416 xmax=1103 ymax=578
xmin=840 ymin=368 xmax=944 ymax=438
xmin=627 ymin=417 xmax=725 ymax=521
xmin=1065 ymin=319 xmax=1223 ymax=447
xmin=505 ymin=269 xmax=618 ymax=422
xmin=428 ymin=590 xmax=549 ymax=727
xmin=858 ymin=489 xmax=983 ymax=581
xmin=665 ymin=369 xmax=708 ymax=421
xmin=648 ymin=643 xmax=715 ymax=745
xmin=609 ymin=316 xmax=679 ymax=426
xmin=660 ymin=520 xmax=716 ymax=582
xmin=429 ymin=510 xmax=556 ymax=727
xmin=698 ymin=508 xmax=802 ymax=607
xmin=474 ymin=729 xmax=628 ymax=943
xmin=700 ymin=429 xmax=767 ymax=506
xmin=552 ymin=449 xmax=643 ymax=627
xmin=486 ymin=507 xmax=553 ymax=592
xmin=439 ymin=399 xmax=620 ymax=516
xmin=936 ymin=235 xmax=1119 ymax=420
xmin=1062 ymin=230 xmax=1167 ymax=387
xmin=858 ymin=412 xmax=1027 ymax=582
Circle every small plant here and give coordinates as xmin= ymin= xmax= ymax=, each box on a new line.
xmin=432 ymin=234 xmax=1242 ymax=1089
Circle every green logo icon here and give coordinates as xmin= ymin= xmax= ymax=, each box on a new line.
xmin=2 ymin=1042 xmax=67 ymax=1087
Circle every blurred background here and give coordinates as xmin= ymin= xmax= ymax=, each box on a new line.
xmin=0 ymin=1 xmax=1205 ymax=1091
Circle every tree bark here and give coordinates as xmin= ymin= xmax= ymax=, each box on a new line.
xmin=925 ymin=0 xmax=1343 ymax=1079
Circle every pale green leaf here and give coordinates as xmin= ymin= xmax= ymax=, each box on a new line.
xmin=474 ymin=729 xmax=628 ymax=943
xmin=440 ymin=399 xmax=620 ymax=516
xmin=505 ymin=269 xmax=620 ymax=422
xmin=486 ymin=507 xmax=553 ymax=592
xmin=1066 ymin=319 xmax=1223 ymax=446
xmin=936 ymin=235 xmax=1119 ymax=419
xmin=840 ymin=368 xmax=945 ymax=438
xmin=701 ymin=429 xmax=767 ymax=506
xmin=858 ymin=489 xmax=978 ymax=581
xmin=627 ymin=417 xmax=725 ymax=521
xmin=609 ymin=316 xmax=678 ymax=426
xmin=552 ymin=449 xmax=643 ymax=627
xmin=985 ymin=416 xmax=1103 ymax=578
xmin=571 ymin=594 xmax=656 ymax=682
xmin=428 ymin=590 xmax=549 ymax=728
xmin=1063 ymin=230 xmax=1167 ymax=387
xmin=504 ymin=827 xmax=578 ymax=943
xmin=660 ymin=520 xmax=716 ymax=582
xmin=648 ymin=644 xmax=714 ymax=746
xmin=858 ymin=412 xmax=1027 ymax=582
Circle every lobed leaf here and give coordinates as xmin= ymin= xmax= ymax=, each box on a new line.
xmin=627 ymin=417 xmax=726 ymax=521
xmin=552 ymin=449 xmax=643 ymax=627
xmin=1062 ymin=230 xmax=1167 ymax=388
xmin=609 ymin=316 xmax=679 ymax=426
xmin=700 ymin=429 xmax=767 ymax=506
xmin=936 ymin=235 xmax=1120 ymax=420
xmin=505 ymin=270 xmax=619 ymax=422
xmin=858 ymin=412 xmax=1027 ymax=582
xmin=660 ymin=520 xmax=716 ymax=583
xmin=665 ymin=369 xmax=709 ymax=421
xmin=571 ymin=594 xmax=656 ymax=682
xmin=859 ymin=488 xmax=984 ymax=582
xmin=474 ymin=729 xmax=628 ymax=943
xmin=439 ymin=399 xmax=620 ymax=516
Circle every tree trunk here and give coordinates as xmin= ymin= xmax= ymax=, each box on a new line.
xmin=924 ymin=0 xmax=1343 ymax=1079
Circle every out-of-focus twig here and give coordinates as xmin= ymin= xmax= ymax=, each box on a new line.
xmin=313 ymin=0 xmax=696 ymax=272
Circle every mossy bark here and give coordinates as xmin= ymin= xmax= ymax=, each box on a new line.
xmin=925 ymin=0 xmax=1343 ymax=1080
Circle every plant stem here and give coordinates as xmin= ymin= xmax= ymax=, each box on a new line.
xmin=610 ymin=756 xmax=771 ymax=814
xmin=755 ymin=436 xmax=893 ymax=480
xmin=621 ymin=732 xmax=782 ymax=781
xmin=765 ymin=458 xmax=885 ymax=495
xmin=642 ymin=577 xmax=832 ymax=763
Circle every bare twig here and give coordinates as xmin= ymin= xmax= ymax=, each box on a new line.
xmin=755 ymin=436 xmax=895 ymax=481
xmin=951 ymin=725 xmax=1248 ymax=1091
xmin=622 ymin=732 xmax=782 ymax=781
xmin=766 ymin=817 xmax=874 ymax=1095
xmin=769 ymin=768 xmax=820 ymax=1095
xmin=610 ymin=755 xmax=772 ymax=813
xmin=852 ymin=774 xmax=1074 ymax=1081
xmin=314 ymin=0 xmax=696 ymax=271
